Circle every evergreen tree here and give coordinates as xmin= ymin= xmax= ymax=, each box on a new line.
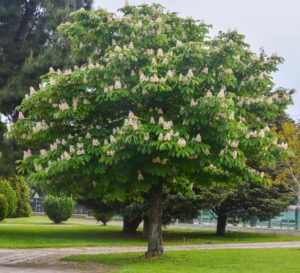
xmin=0 ymin=0 xmax=92 ymax=117
xmin=0 ymin=0 xmax=92 ymax=176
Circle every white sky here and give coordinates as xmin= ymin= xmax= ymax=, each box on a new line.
xmin=94 ymin=0 xmax=300 ymax=121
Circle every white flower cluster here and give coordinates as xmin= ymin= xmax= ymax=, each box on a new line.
xmin=246 ymin=126 xmax=270 ymax=139
xmin=278 ymin=142 xmax=288 ymax=150
xmin=77 ymin=143 xmax=85 ymax=155
xmin=124 ymin=111 xmax=140 ymax=130
xmin=107 ymin=150 xmax=115 ymax=156
xmin=23 ymin=149 xmax=32 ymax=160
xmin=40 ymin=149 xmax=47 ymax=157
xmin=177 ymin=138 xmax=187 ymax=147
xmin=59 ymin=102 xmax=70 ymax=111
xmin=137 ymin=170 xmax=144 ymax=181
xmin=152 ymin=157 xmax=168 ymax=164
xmin=104 ymin=79 xmax=122 ymax=93
xmin=33 ymin=120 xmax=49 ymax=133
xmin=18 ymin=112 xmax=25 ymax=120
xmin=248 ymin=167 xmax=265 ymax=178
xmin=61 ymin=151 xmax=71 ymax=161
xmin=139 ymin=72 xmax=166 ymax=84
xmin=192 ymin=134 xmax=202 ymax=143
xmin=236 ymin=93 xmax=290 ymax=107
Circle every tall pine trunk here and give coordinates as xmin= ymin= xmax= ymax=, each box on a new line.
xmin=145 ymin=182 xmax=163 ymax=257
xmin=216 ymin=214 xmax=227 ymax=236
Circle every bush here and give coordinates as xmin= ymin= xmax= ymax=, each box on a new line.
xmin=0 ymin=194 xmax=8 ymax=221
xmin=43 ymin=196 xmax=74 ymax=224
xmin=7 ymin=175 xmax=32 ymax=217
xmin=93 ymin=210 xmax=114 ymax=225
xmin=0 ymin=179 xmax=17 ymax=217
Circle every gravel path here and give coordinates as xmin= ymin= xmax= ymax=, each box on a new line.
xmin=1 ymin=242 xmax=300 ymax=273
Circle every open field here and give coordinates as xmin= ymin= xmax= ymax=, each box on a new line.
xmin=0 ymin=216 xmax=300 ymax=248
xmin=63 ymin=248 xmax=300 ymax=273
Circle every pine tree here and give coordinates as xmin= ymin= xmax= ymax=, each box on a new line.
xmin=0 ymin=0 xmax=92 ymax=176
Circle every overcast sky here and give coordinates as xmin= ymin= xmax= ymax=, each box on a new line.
xmin=94 ymin=0 xmax=300 ymax=121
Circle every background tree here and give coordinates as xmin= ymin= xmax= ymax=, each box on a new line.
xmin=7 ymin=175 xmax=32 ymax=217
xmin=275 ymin=121 xmax=300 ymax=228
xmin=0 ymin=179 xmax=17 ymax=217
xmin=13 ymin=4 xmax=292 ymax=256
xmin=0 ymin=0 xmax=92 ymax=177
xmin=200 ymin=182 xmax=293 ymax=236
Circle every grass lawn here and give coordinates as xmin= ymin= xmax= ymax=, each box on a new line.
xmin=0 ymin=216 xmax=300 ymax=248
xmin=63 ymin=248 xmax=300 ymax=273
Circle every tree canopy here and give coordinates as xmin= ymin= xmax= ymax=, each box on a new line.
xmin=12 ymin=3 xmax=292 ymax=256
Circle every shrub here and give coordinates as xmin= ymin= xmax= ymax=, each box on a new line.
xmin=7 ymin=175 xmax=32 ymax=217
xmin=93 ymin=210 xmax=114 ymax=225
xmin=43 ymin=195 xmax=74 ymax=223
xmin=0 ymin=179 xmax=17 ymax=217
xmin=0 ymin=194 xmax=8 ymax=221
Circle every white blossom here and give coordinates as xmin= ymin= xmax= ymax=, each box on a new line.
xmin=50 ymin=143 xmax=58 ymax=151
xmin=206 ymin=90 xmax=212 ymax=97
xmin=158 ymin=133 xmax=164 ymax=141
xmin=177 ymin=138 xmax=186 ymax=147
xmin=190 ymin=99 xmax=198 ymax=107
xmin=69 ymin=145 xmax=75 ymax=153
xmin=23 ymin=149 xmax=32 ymax=160
xmin=150 ymin=117 xmax=155 ymax=124
xmin=18 ymin=112 xmax=24 ymax=119
xmin=232 ymin=151 xmax=238 ymax=159
xmin=157 ymin=48 xmax=164 ymax=57
xmin=59 ymin=102 xmax=70 ymax=111
xmin=176 ymin=40 xmax=182 ymax=47
xmin=110 ymin=135 xmax=117 ymax=143
xmin=193 ymin=134 xmax=202 ymax=143
xmin=114 ymin=80 xmax=122 ymax=89
xmin=107 ymin=150 xmax=115 ymax=156
xmin=187 ymin=69 xmax=194 ymax=78
xmin=63 ymin=151 xmax=71 ymax=161
xmin=202 ymin=67 xmax=209 ymax=74
xmin=137 ymin=170 xmax=144 ymax=181
xmin=85 ymin=132 xmax=91 ymax=139
xmin=217 ymin=88 xmax=226 ymax=98
xmin=30 ymin=86 xmax=36 ymax=96
xmin=92 ymin=139 xmax=100 ymax=146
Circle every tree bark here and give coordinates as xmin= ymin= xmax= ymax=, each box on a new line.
xmin=145 ymin=182 xmax=163 ymax=257
xmin=143 ymin=216 xmax=150 ymax=238
xmin=122 ymin=214 xmax=142 ymax=234
xmin=216 ymin=214 xmax=227 ymax=236
xmin=16 ymin=0 xmax=38 ymax=42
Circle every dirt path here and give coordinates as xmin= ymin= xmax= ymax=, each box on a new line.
xmin=1 ymin=242 xmax=300 ymax=273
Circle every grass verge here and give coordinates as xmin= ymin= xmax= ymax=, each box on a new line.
xmin=63 ymin=248 xmax=300 ymax=273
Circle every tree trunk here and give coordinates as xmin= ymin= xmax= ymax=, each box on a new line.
xmin=16 ymin=0 xmax=38 ymax=42
xmin=122 ymin=214 xmax=142 ymax=234
xmin=216 ymin=214 xmax=227 ymax=236
xmin=143 ymin=216 xmax=150 ymax=238
xmin=145 ymin=182 xmax=163 ymax=257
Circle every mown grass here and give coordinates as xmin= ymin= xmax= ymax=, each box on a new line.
xmin=63 ymin=248 xmax=300 ymax=273
xmin=0 ymin=216 xmax=300 ymax=248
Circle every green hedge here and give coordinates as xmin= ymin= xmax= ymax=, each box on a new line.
xmin=0 ymin=179 xmax=17 ymax=217
xmin=43 ymin=196 xmax=74 ymax=223
xmin=0 ymin=194 xmax=8 ymax=221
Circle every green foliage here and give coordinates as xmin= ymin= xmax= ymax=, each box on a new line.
xmin=199 ymin=181 xmax=293 ymax=229
xmin=93 ymin=210 xmax=114 ymax=225
xmin=13 ymin=4 xmax=292 ymax=199
xmin=0 ymin=179 xmax=17 ymax=217
xmin=7 ymin=175 xmax=32 ymax=217
xmin=43 ymin=195 xmax=74 ymax=223
xmin=0 ymin=194 xmax=8 ymax=221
